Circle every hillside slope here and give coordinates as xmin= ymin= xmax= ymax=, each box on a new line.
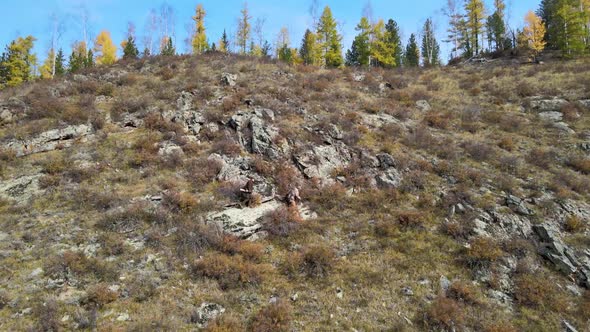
xmin=1 ymin=53 xmax=590 ymax=331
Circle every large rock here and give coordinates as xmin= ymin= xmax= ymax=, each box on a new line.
xmin=538 ymin=111 xmax=563 ymax=122
xmin=0 ymin=98 xmax=25 ymax=125
xmin=221 ymin=73 xmax=237 ymax=87
xmin=375 ymin=168 xmax=402 ymax=189
xmin=6 ymin=124 xmax=92 ymax=157
xmin=294 ymin=144 xmax=352 ymax=181
xmin=0 ymin=174 xmax=43 ymax=203
xmin=191 ymin=303 xmax=225 ymax=328
xmin=416 ymin=100 xmax=432 ymax=112
xmin=552 ymin=121 xmax=575 ymax=134
xmin=227 ymin=109 xmax=280 ymax=157
xmin=505 ymin=194 xmax=534 ymax=216
xmin=528 ymin=97 xmax=568 ymax=112
xmin=207 ymin=200 xmax=282 ymax=240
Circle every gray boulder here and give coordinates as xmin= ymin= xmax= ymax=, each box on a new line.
xmin=505 ymin=194 xmax=534 ymax=216
xmin=192 ymin=303 xmax=225 ymax=328
xmin=538 ymin=111 xmax=563 ymax=122
xmin=0 ymin=174 xmax=43 ymax=203
xmin=528 ymin=97 xmax=568 ymax=112
xmin=221 ymin=73 xmax=237 ymax=87
xmin=416 ymin=100 xmax=432 ymax=112
xmin=377 ymin=153 xmax=396 ymax=168
xmin=294 ymin=144 xmax=352 ymax=181
xmin=375 ymin=168 xmax=402 ymax=189
xmin=552 ymin=121 xmax=575 ymax=134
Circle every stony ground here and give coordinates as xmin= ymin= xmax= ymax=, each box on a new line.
xmin=0 ymin=53 xmax=589 ymax=331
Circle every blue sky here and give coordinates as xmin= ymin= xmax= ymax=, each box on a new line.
xmin=1 ymin=0 xmax=541 ymax=63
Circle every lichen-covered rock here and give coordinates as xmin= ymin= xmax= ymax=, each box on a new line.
xmin=0 ymin=174 xmax=43 ymax=203
xmin=6 ymin=124 xmax=92 ymax=157
xmin=221 ymin=73 xmax=237 ymax=87
xmin=528 ymin=97 xmax=568 ymax=112
xmin=294 ymin=144 xmax=352 ymax=181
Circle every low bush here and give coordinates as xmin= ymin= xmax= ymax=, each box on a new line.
xmin=397 ymin=210 xmax=428 ymax=230
xmin=300 ymin=245 xmax=335 ymax=278
xmin=447 ymin=281 xmax=480 ymax=305
xmin=33 ymin=297 xmax=60 ymax=332
xmin=262 ymin=206 xmax=302 ymax=238
xmin=44 ymin=250 xmax=118 ymax=282
xmin=423 ymin=296 xmax=464 ymax=330
xmin=86 ymin=283 xmax=118 ymax=307
xmin=191 ymin=253 xmax=264 ymax=289
xmin=564 ymin=215 xmax=585 ymax=233
xmin=205 ymin=315 xmax=244 ymax=332
xmin=465 ymin=236 xmax=503 ymax=267
xmin=250 ymin=300 xmax=292 ymax=332
xmin=514 ymin=273 xmax=566 ymax=311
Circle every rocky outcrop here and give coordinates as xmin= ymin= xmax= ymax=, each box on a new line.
xmin=227 ymin=108 xmax=280 ymax=157
xmin=294 ymin=144 xmax=352 ymax=181
xmin=505 ymin=194 xmax=534 ymax=216
xmin=416 ymin=100 xmax=432 ymax=112
xmin=6 ymin=124 xmax=92 ymax=157
xmin=534 ymin=225 xmax=590 ymax=289
xmin=0 ymin=174 xmax=43 ymax=203
xmin=539 ymin=111 xmax=563 ymax=122
xmin=528 ymin=97 xmax=568 ymax=112
xmin=0 ymin=98 xmax=25 ymax=125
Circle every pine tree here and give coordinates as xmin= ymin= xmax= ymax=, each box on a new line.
xmin=317 ymin=6 xmax=343 ymax=67
xmin=261 ymin=40 xmax=272 ymax=57
xmin=123 ymin=36 xmax=139 ymax=60
xmin=300 ymin=29 xmax=319 ymax=65
xmin=211 ymin=42 xmax=217 ymax=52
xmin=523 ymin=10 xmax=547 ymax=61
xmin=371 ymin=19 xmax=396 ymax=68
xmin=555 ymin=0 xmax=586 ymax=57
xmin=192 ymin=4 xmax=208 ymax=54
xmin=94 ymin=30 xmax=117 ymax=65
xmin=68 ymin=42 xmax=86 ymax=73
xmin=347 ymin=17 xmax=371 ymax=67
xmin=487 ymin=0 xmax=507 ymax=51
xmin=220 ymin=29 xmax=230 ymax=53
xmin=421 ymin=18 xmax=441 ymax=66
xmin=464 ymin=0 xmax=486 ymax=55
xmin=405 ymin=34 xmax=420 ymax=67
xmin=236 ymin=2 xmax=251 ymax=54
xmin=0 ymin=36 xmax=37 ymax=88
xmin=385 ymin=19 xmax=403 ymax=67
xmin=86 ymin=49 xmax=94 ymax=67
xmin=54 ymin=49 xmax=66 ymax=76
xmin=161 ymin=37 xmax=176 ymax=56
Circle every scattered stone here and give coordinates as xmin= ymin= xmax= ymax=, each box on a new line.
xmin=116 ymin=313 xmax=130 ymax=322
xmin=0 ymin=174 xmax=43 ymax=203
xmin=221 ymin=73 xmax=237 ymax=87
xmin=294 ymin=144 xmax=352 ymax=181
xmin=352 ymin=73 xmax=365 ymax=82
xmin=439 ymin=275 xmax=451 ymax=292
xmin=505 ymin=194 xmax=534 ymax=216
xmin=336 ymin=288 xmax=344 ymax=299
xmin=376 ymin=153 xmax=396 ymax=168
xmin=416 ymin=100 xmax=432 ymax=112
xmin=290 ymin=293 xmax=299 ymax=302
xmin=552 ymin=121 xmax=575 ymax=134
xmin=375 ymin=168 xmax=402 ymax=189
xmin=401 ymin=287 xmax=414 ymax=296
xmin=28 ymin=267 xmax=44 ymax=279
xmin=191 ymin=303 xmax=225 ymax=328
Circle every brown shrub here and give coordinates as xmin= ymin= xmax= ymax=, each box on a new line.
xmin=33 ymin=297 xmax=60 ymax=332
xmin=514 ymin=273 xmax=566 ymax=311
xmin=263 ymin=206 xmax=302 ymax=238
xmin=86 ymin=283 xmax=118 ymax=307
xmin=526 ymin=148 xmax=557 ymax=168
xmin=441 ymin=220 xmax=473 ymax=240
xmin=561 ymin=102 xmax=581 ymax=121
xmin=447 ymin=281 xmax=480 ymax=305
xmin=466 ymin=236 xmax=503 ymax=267
xmin=484 ymin=322 xmax=518 ymax=332
xmin=250 ymin=300 xmax=292 ymax=332
xmin=497 ymin=136 xmax=515 ymax=151
xmin=568 ymin=156 xmax=590 ymax=174
xmin=301 ymin=245 xmax=335 ymax=278
xmin=423 ymin=296 xmax=464 ymax=330
xmin=110 ymin=97 xmax=149 ymax=120
xmin=0 ymin=290 xmax=9 ymax=310
xmin=126 ymin=272 xmax=159 ymax=302
xmin=423 ymin=111 xmax=452 ymax=129
xmin=210 ymin=137 xmax=242 ymax=157
xmin=398 ymin=210 xmax=428 ymax=230
xmin=144 ymin=113 xmax=184 ymax=134
xmin=564 ymin=215 xmax=585 ymax=233
xmin=185 ymin=157 xmax=223 ymax=187
xmin=162 ymin=191 xmax=199 ymax=213
xmin=24 ymin=86 xmax=65 ymax=120
xmin=191 ymin=253 xmax=264 ymax=289
xmin=462 ymin=141 xmax=496 ymax=161
xmin=205 ymin=315 xmax=244 ymax=332
xmin=44 ymin=251 xmax=118 ymax=282
xmin=553 ymin=170 xmax=590 ymax=194
xmin=222 ymin=237 xmax=265 ymax=262
xmin=175 ymin=221 xmax=222 ymax=256
xmin=158 ymin=67 xmax=175 ymax=81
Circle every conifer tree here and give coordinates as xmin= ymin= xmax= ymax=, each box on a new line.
xmin=161 ymin=37 xmax=176 ymax=56
xmin=464 ymin=0 xmax=486 ymax=55
xmin=300 ymin=29 xmax=319 ymax=65
xmin=123 ymin=36 xmax=140 ymax=59
xmin=54 ymin=49 xmax=66 ymax=76
xmin=405 ymin=34 xmax=420 ymax=67
xmin=68 ymin=42 xmax=87 ymax=73
xmin=421 ymin=18 xmax=441 ymax=66
xmin=523 ymin=10 xmax=547 ymax=61
xmin=347 ymin=17 xmax=371 ymax=67
xmin=236 ymin=2 xmax=251 ymax=54
xmin=220 ymin=29 xmax=229 ymax=53
xmin=192 ymin=4 xmax=208 ymax=54
xmin=487 ymin=0 xmax=507 ymax=51
xmin=261 ymin=40 xmax=272 ymax=57
xmin=94 ymin=30 xmax=117 ymax=65
xmin=444 ymin=0 xmax=464 ymax=58
xmin=317 ymin=6 xmax=343 ymax=67
xmin=0 ymin=36 xmax=37 ymax=88
xmin=371 ymin=19 xmax=396 ymax=68
xmin=86 ymin=49 xmax=94 ymax=67
xmin=385 ymin=19 xmax=403 ymax=67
